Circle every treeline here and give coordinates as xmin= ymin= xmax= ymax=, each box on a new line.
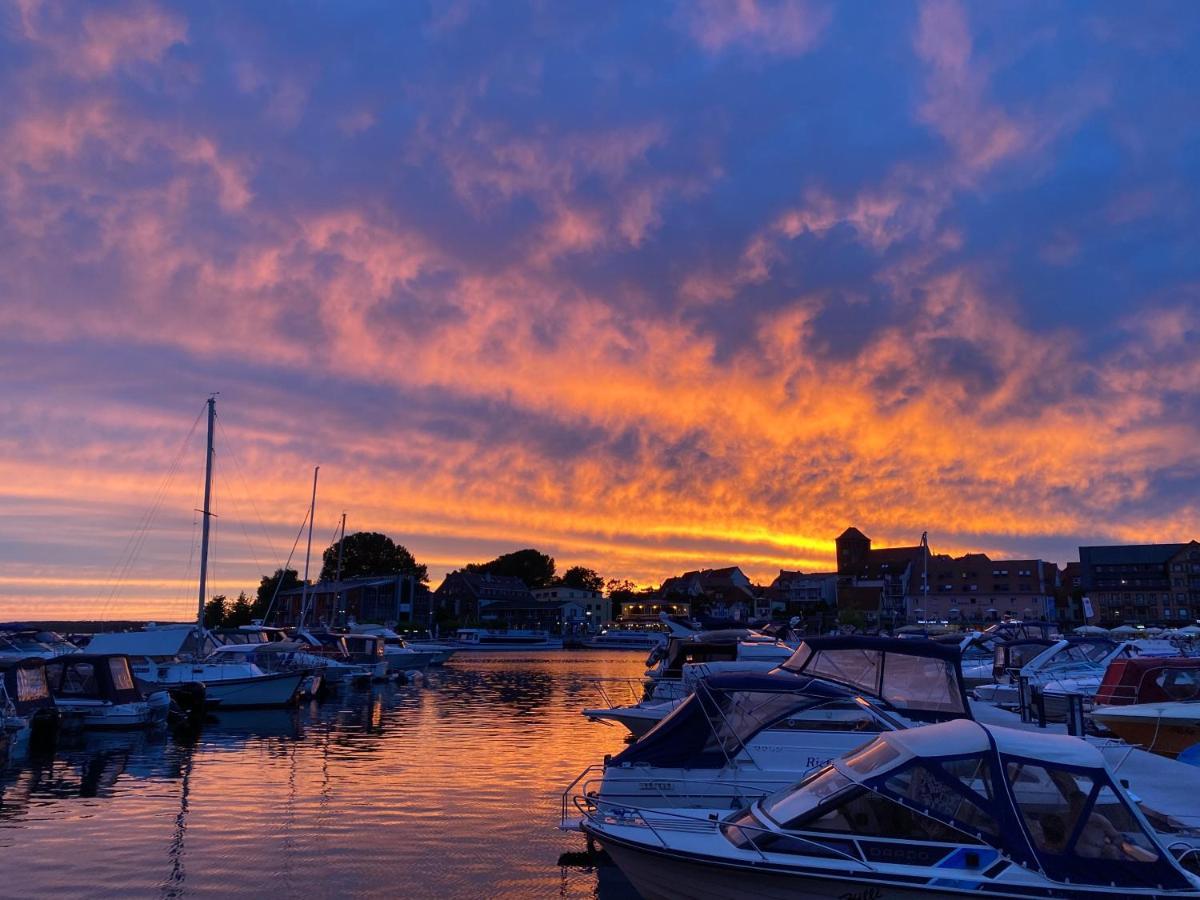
xmin=207 ymin=531 xmax=624 ymax=628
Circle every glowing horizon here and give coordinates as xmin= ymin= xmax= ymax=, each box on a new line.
xmin=2 ymin=1 xmax=1198 ymax=620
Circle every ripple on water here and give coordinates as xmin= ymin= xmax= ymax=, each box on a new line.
xmin=0 ymin=651 xmax=648 ymax=898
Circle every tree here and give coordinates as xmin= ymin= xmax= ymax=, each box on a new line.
xmin=254 ymin=568 xmax=300 ymax=619
xmin=203 ymin=595 xmax=228 ymax=628
xmin=319 ymin=532 xmax=428 ymax=583
xmin=605 ymin=578 xmax=637 ymax=618
xmin=466 ymin=548 xmax=556 ymax=588
xmin=559 ymin=566 xmax=604 ymax=592
xmin=226 ymin=592 xmax=254 ymax=627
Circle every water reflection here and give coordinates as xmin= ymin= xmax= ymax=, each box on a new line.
xmin=0 ymin=652 xmax=650 ymax=898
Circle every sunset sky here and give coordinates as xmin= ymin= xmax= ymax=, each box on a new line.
xmin=2 ymin=0 xmax=1198 ymax=620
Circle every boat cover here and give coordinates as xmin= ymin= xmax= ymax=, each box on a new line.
xmin=778 ymin=636 xmax=970 ymax=721
xmin=613 ymin=673 xmax=853 ymax=768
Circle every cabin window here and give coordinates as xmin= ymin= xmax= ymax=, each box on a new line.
xmin=1158 ymin=668 xmax=1200 ymax=701
xmin=58 ymin=662 xmax=98 ymax=696
xmin=879 ymin=654 xmax=963 ymax=714
xmin=1005 ymin=762 xmax=1159 ymax=865
xmin=782 ymin=785 xmax=979 ymax=844
xmin=108 ymin=658 xmax=135 ymax=692
xmin=806 ymin=649 xmax=880 ymax=695
xmin=15 ymin=667 xmax=49 ymax=702
xmin=765 ymin=701 xmax=882 ymax=734
xmin=843 ymin=738 xmax=901 ymax=774
xmin=761 ymin=767 xmax=853 ymax=827
xmin=882 ymin=761 xmax=1000 ymax=837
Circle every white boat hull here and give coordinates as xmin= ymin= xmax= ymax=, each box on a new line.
xmin=55 ymin=700 xmax=165 ymax=729
xmin=202 ymin=671 xmax=304 ymax=707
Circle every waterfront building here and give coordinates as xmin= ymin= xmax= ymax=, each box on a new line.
xmin=1080 ymin=540 xmax=1200 ymax=625
xmin=920 ymin=554 xmax=1058 ymax=624
xmin=767 ymin=570 xmax=837 ymax=617
xmin=431 ymin=571 xmax=534 ymax=624
xmin=531 ymin=586 xmax=611 ymax=631
xmin=660 ymin=566 xmax=756 ymax=618
xmin=274 ymin=574 xmax=426 ymax=627
xmin=834 ymin=527 xmax=927 ymax=629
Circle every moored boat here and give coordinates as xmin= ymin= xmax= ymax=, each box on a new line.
xmin=449 ymin=628 xmax=563 ymax=651
xmin=1091 ymin=656 xmax=1200 ymax=758
xmin=580 ymin=628 xmax=668 ymax=652
xmin=581 ymin=719 xmax=1200 ymax=899
xmin=45 ymin=654 xmax=167 ymax=729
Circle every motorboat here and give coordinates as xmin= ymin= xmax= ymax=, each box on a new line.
xmin=0 ymin=657 xmax=60 ymax=754
xmin=0 ymin=625 xmax=79 ymax=660
xmin=580 ymin=718 xmax=1200 ymax=899
xmin=85 ymin=627 xmax=306 ymax=708
xmin=581 ymin=630 xmax=796 ymax=735
xmin=975 ymin=637 xmax=1134 ymax=719
xmin=1091 ymin=657 xmax=1200 ymax=759
xmin=295 ymin=630 xmax=389 ymax=680
xmin=448 ymin=628 xmax=563 ymax=651
xmin=350 ymin=624 xmax=452 ymax=667
xmin=202 ymin=643 xmax=328 ymax=696
xmin=574 ymin=637 xmax=972 ymax=812
xmin=641 ymin=630 xmax=796 ymax=702
xmin=581 ymin=629 xmax=668 ymax=652
xmin=44 ymin=654 xmax=168 ymax=729
xmin=583 ymin=697 xmax=682 ymax=737
xmin=210 ymin=625 xmax=291 ymax=646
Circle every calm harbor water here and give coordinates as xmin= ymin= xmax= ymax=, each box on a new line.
xmin=0 ymin=652 xmax=651 ymax=899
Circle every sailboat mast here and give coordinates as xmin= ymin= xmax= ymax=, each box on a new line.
xmin=335 ymin=512 xmax=346 ymax=626
xmin=298 ymin=466 xmax=320 ymax=628
xmin=196 ymin=396 xmax=217 ymax=630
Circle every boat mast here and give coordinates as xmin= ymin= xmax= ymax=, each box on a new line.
xmin=297 ymin=466 xmax=320 ymax=629
xmin=196 ymin=395 xmax=217 ymax=631
xmin=334 ymin=512 xmax=346 ymax=626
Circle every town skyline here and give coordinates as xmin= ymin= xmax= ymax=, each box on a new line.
xmin=3 ymin=2 xmax=1199 ymax=620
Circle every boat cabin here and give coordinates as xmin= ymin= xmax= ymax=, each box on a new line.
xmin=453 ymin=628 xmax=553 ymax=645
xmin=44 ymin=654 xmax=146 ymax=706
xmin=211 ymin=626 xmax=288 ymax=646
xmin=991 ymin=638 xmax=1057 ymax=681
xmin=338 ymin=633 xmax=387 ymax=664
xmin=615 ymin=638 xmax=972 ymax=771
xmin=724 ymin=719 xmax=1193 ymax=891
xmin=0 ymin=657 xmax=57 ymax=718
xmin=1095 ymin=657 xmax=1200 ymax=706
xmin=648 ymin=629 xmax=785 ymax=677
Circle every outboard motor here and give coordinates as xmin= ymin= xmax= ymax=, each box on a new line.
xmin=167 ymin=681 xmax=208 ymax=726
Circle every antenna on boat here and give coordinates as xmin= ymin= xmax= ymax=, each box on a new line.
xmin=196 ymin=395 xmax=218 ymax=631
xmin=297 ymin=465 xmax=320 ymax=629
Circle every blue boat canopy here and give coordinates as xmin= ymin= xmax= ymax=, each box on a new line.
xmin=613 ymin=674 xmax=856 ymax=769
xmin=753 ymin=720 xmax=1194 ymax=891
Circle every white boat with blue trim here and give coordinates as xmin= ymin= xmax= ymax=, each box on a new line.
xmin=581 ymin=718 xmax=1200 ymax=899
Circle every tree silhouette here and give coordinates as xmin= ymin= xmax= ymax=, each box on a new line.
xmin=255 ymin=568 xmax=300 ymax=618
xmin=559 ymin=566 xmax=604 ymax=591
xmin=320 ymin=531 xmax=428 ymax=583
xmin=466 ymin=548 xmax=556 ymax=588
xmin=203 ymin=595 xmax=227 ymax=628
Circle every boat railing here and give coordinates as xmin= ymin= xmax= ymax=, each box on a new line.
xmin=563 ymin=767 xmax=777 ymax=831
xmin=575 ymin=794 xmax=875 ymax=870
xmin=588 ymin=677 xmax=646 ymax=710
